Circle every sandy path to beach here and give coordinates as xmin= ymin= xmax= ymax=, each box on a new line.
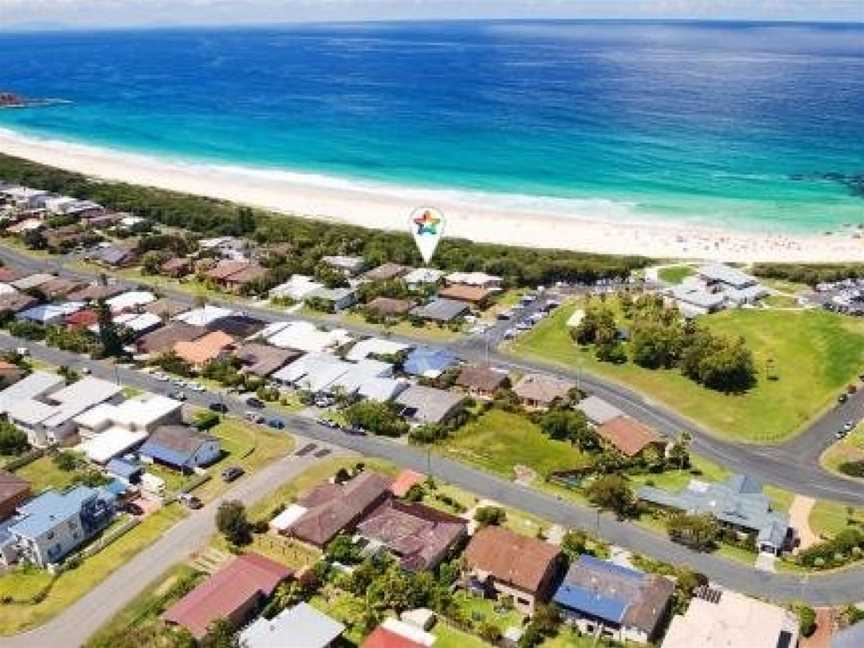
xmin=2 ymin=128 xmax=863 ymax=262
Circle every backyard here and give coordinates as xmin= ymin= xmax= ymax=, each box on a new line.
xmin=509 ymin=301 xmax=864 ymax=443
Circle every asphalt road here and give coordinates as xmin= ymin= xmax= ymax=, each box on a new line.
xmin=2 ymin=244 xmax=860 ymax=504
xmin=3 ymin=333 xmax=864 ymax=610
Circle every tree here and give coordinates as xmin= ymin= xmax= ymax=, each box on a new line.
xmin=560 ymin=530 xmax=590 ymax=562
xmin=474 ymin=506 xmax=507 ymax=527
xmin=585 ymin=474 xmax=635 ymax=518
xmin=140 ymin=250 xmax=169 ymax=275
xmin=668 ymin=431 xmax=692 ymax=470
xmin=95 ymin=298 xmax=125 ymax=358
xmin=344 ymin=400 xmax=408 ymax=437
xmin=539 ymin=409 xmax=596 ymax=450
xmin=200 ymin=617 xmax=236 ymax=648
xmin=53 ymin=450 xmax=83 ymax=472
xmin=798 ymin=605 xmax=817 ymax=637
xmin=0 ymin=419 xmax=28 ymax=456
xmin=666 ymin=513 xmax=720 ymax=551
xmin=325 ymin=533 xmax=362 ymax=564
xmin=215 ymin=500 xmax=251 ymax=546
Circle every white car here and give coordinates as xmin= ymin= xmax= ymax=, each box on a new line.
xmin=189 ymin=382 xmax=206 ymax=392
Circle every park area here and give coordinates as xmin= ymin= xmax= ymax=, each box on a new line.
xmin=509 ymin=300 xmax=864 ymax=443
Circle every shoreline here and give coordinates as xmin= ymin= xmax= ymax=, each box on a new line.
xmin=1 ymin=127 xmax=863 ymax=262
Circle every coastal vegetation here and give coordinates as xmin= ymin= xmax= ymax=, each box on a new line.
xmin=0 ymin=152 xmax=649 ymax=288
xmin=753 ymin=262 xmax=864 ymax=286
xmin=510 ymin=299 xmax=864 ymax=443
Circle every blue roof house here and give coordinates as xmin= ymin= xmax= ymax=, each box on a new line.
xmin=403 ymin=347 xmax=458 ymax=379
xmin=553 ymin=556 xmax=674 ymax=645
xmin=7 ymin=485 xmax=116 ymax=567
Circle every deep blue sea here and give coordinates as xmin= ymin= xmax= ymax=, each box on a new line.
xmin=1 ymin=20 xmax=863 ymax=232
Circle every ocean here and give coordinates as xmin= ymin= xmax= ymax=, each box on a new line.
xmin=0 ymin=20 xmax=863 ymax=233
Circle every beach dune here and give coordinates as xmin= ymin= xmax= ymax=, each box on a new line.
xmin=1 ymin=128 xmax=862 ymax=263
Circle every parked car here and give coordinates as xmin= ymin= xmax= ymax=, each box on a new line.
xmin=843 ymin=421 xmax=855 ymax=432
xmin=245 ymin=411 xmax=265 ymax=424
xmin=80 ymin=367 xmax=92 ymax=375
xmin=168 ymin=391 xmax=187 ymax=401
xmin=15 ymin=347 xmax=28 ymax=356
xmin=220 ymin=466 xmax=245 ymax=482
xmin=178 ymin=493 xmax=203 ymax=510
xmin=245 ymin=396 xmax=265 ymax=409
xmin=209 ymin=402 xmax=228 ymax=413
xmin=839 ymin=393 xmax=849 ymax=404
xmin=267 ymin=417 xmax=286 ymax=429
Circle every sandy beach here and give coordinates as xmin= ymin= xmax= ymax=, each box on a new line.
xmin=1 ymin=128 xmax=862 ymax=263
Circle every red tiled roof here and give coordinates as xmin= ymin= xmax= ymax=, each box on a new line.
xmin=162 ymin=553 xmax=291 ymax=639
xmin=595 ymin=415 xmax=663 ymax=457
xmin=65 ymin=309 xmax=99 ymax=329
xmin=362 ymin=626 xmax=425 ymax=648
xmin=389 ymin=469 xmax=426 ymax=498
xmin=464 ymin=526 xmax=561 ymax=594
xmin=438 ymin=284 xmax=491 ymax=303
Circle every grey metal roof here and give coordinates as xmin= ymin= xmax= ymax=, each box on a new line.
xmin=239 ymin=602 xmax=344 ymax=648
xmin=668 ymin=284 xmax=725 ymax=310
xmin=697 ymin=263 xmax=757 ymax=289
xmin=637 ymin=474 xmax=789 ymax=547
xmin=410 ymin=298 xmax=468 ymax=322
xmin=576 ymin=395 xmax=624 ymax=425
xmin=396 ymin=385 xmax=465 ymax=424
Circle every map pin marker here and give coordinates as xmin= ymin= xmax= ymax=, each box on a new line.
xmin=410 ymin=207 xmax=445 ymax=265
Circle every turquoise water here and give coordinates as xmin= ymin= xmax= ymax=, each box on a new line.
xmin=0 ymin=21 xmax=862 ymax=232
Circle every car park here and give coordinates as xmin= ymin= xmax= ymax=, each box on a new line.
xmin=220 ymin=466 xmax=245 ymax=482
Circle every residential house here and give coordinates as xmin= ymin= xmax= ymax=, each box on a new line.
xmin=173 ymin=305 xmax=235 ymax=328
xmin=65 ymin=309 xmax=99 ymax=331
xmin=110 ymin=312 xmax=163 ymax=338
xmin=403 ymin=347 xmax=458 ymax=379
xmin=595 ymin=416 xmax=666 ymax=459
xmin=143 ymin=298 xmax=190 ymax=320
xmin=662 ymin=587 xmax=799 ymax=648
xmin=395 ymin=386 xmax=466 ymax=425
xmin=105 ymin=457 xmax=144 ymax=485
xmin=138 ymin=425 xmax=222 ymax=472
xmin=345 ymin=337 xmax=412 ymax=362
xmin=75 ymin=393 xmax=183 ymax=464
xmin=159 ymin=257 xmax=192 ymax=278
xmin=264 ymin=321 xmax=352 ymax=353
xmin=362 ymin=619 xmax=435 ymax=648
xmin=44 ymin=196 xmax=102 ymax=217
xmin=6 ymin=218 xmax=43 ymax=235
xmin=455 ymin=365 xmax=508 ymax=399
xmin=512 ymin=374 xmax=576 ymax=409
xmin=0 ymin=267 xmax=28 ymax=283
xmin=365 ymin=296 xmax=415 ymax=318
xmin=356 ymin=499 xmax=467 ymax=571
xmin=389 ymin=469 xmax=426 ymax=498
xmin=0 ymin=186 xmax=49 ymax=210
xmin=37 ymin=277 xmax=85 ymax=300
xmin=65 ymin=282 xmax=126 ymax=303
xmin=0 ymin=292 xmax=38 ymax=317
xmin=445 ymin=272 xmax=503 ymax=289
xmin=0 ymin=374 xmax=124 ymax=447
xmin=222 ymin=263 xmax=267 ymax=294
xmin=284 ymin=471 xmax=393 ymax=547
xmin=356 ymin=377 xmax=408 ymax=403
xmin=239 ymin=602 xmax=345 ymax=648
xmin=106 ymin=290 xmax=157 ymax=314
xmin=437 ymin=284 xmax=491 ymax=307
xmin=0 ymin=471 xmax=30 ymax=521
xmin=403 ymin=268 xmax=444 ymax=288
xmin=43 ymin=226 xmax=89 ymax=253
xmin=163 ymin=553 xmax=291 ymax=640
xmin=0 ymin=361 xmax=25 ymax=389
xmin=364 ymin=263 xmax=412 ymax=282
xmin=134 ymin=322 xmax=206 ymax=356
xmin=410 ymin=298 xmax=469 ymax=323
xmin=268 ymin=275 xmax=324 ymax=302
xmin=173 ymin=331 xmax=235 ymax=369
xmin=637 ymin=474 xmax=791 ymax=555
xmin=553 ymin=555 xmax=673 ymax=645
xmin=307 ymin=286 xmax=357 ymax=312
xmin=11 ymin=273 xmax=56 ymax=292
xmin=4 ymin=485 xmax=116 ymax=567
xmin=575 ymin=396 xmax=623 ymax=427
xmin=205 ymin=260 xmax=255 ymax=289
xmin=463 ymin=525 xmax=563 ymax=615
xmin=93 ymin=244 xmax=137 ymax=268
xmin=322 ymin=255 xmax=366 ymax=277
xmin=17 ymin=301 xmax=85 ymax=326
xmin=235 ymin=343 xmax=301 ymax=378
xmin=205 ymin=313 xmax=267 ymax=339
xmin=197 ymin=236 xmax=249 ymax=260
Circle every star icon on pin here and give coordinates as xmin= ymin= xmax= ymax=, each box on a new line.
xmin=413 ymin=210 xmax=441 ymax=236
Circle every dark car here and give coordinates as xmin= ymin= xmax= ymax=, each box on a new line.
xmin=246 ymin=397 xmax=265 ymax=409
xmin=179 ymin=493 xmax=203 ymax=509
xmin=221 ymin=466 xmax=245 ymax=482
xmin=123 ymin=502 xmax=144 ymax=516
xmin=209 ymin=402 xmax=229 ymax=413
xmin=267 ymin=418 xmax=286 ymax=430
xmin=839 ymin=393 xmax=849 ymax=404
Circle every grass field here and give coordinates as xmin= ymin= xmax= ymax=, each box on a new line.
xmin=441 ymin=409 xmax=590 ymax=479
xmin=0 ymin=504 xmax=185 ymax=635
xmin=15 ymin=455 xmax=81 ymax=493
xmin=510 ymin=301 xmax=864 ymax=443
xmin=809 ymin=500 xmax=864 ymax=539
xmin=658 ymin=265 xmax=695 ymax=284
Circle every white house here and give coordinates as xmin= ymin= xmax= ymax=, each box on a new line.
xmin=268 ymin=275 xmax=324 ymax=302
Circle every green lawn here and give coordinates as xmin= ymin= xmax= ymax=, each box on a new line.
xmin=15 ymin=455 xmax=80 ymax=493
xmin=809 ymin=500 xmax=864 ymax=539
xmin=441 ymin=410 xmax=590 ymax=479
xmin=453 ymin=591 xmax=524 ymax=633
xmin=762 ymin=294 xmax=801 ymax=309
xmin=0 ymin=504 xmax=185 ymax=635
xmin=821 ymin=424 xmax=864 ymax=478
xmin=510 ymin=301 xmax=864 ymax=443
xmin=658 ymin=265 xmax=695 ymax=284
